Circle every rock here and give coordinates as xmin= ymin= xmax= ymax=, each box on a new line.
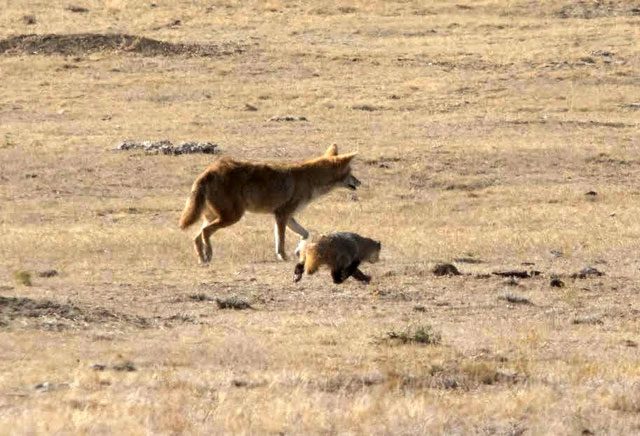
xmin=34 ymin=381 xmax=68 ymax=392
xmin=453 ymin=257 xmax=484 ymax=264
xmin=114 ymin=140 xmax=219 ymax=155
xmin=498 ymin=293 xmax=532 ymax=305
xmin=38 ymin=270 xmax=58 ymax=278
xmin=572 ymin=316 xmax=603 ymax=325
xmin=268 ymin=115 xmax=308 ymax=122
xmin=244 ymin=103 xmax=258 ymax=111
xmin=550 ymin=278 xmax=565 ymax=288
xmin=91 ymin=364 xmax=107 ymax=371
xmin=492 ymin=270 xmax=540 ymax=279
xmin=215 ymin=296 xmax=252 ymax=310
xmin=66 ymin=5 xmax=89 ymax=13
xmin=503 ymin=277 xmax=520 ymax=286
xmin=22 ymin=15 xmax=36 ymax=25
xmin=432 ymin=263 xmax=461 ymax=276
xmin=571 ymin=267 xmax=604 ymax=279
xmin=352 ymin=104 xmax=379 ymax=111
xmin=112 ymin=361 xmax=136 ymax=372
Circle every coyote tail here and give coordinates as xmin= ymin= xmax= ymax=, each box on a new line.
xmin=178 ymin=180 xmax=206 ymax=229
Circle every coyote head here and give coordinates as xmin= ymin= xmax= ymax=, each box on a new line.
xmin=323 ymin=144 xmax=361 ymax=191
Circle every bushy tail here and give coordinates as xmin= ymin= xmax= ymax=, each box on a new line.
xmin=178 ymin=180 xmax=206 ymax=229
xmin=303 ymin=243 xmax=321 ymax=275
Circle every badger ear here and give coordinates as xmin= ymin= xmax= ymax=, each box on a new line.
xmin=324 ymin=144 xmax=338 ymax=157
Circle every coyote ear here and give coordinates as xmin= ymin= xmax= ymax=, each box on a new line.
xmin=324 ymin=144 xmax=338 ymax=157
xmin=336 ymin=151 xmax=358 ymax=164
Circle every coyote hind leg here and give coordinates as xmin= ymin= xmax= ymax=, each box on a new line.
xmin=192 ymin=219 xmax=209 ymax=264
xmin=196 ymin=213 xmax=241 ymax=264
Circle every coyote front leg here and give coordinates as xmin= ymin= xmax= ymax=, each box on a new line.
xmin=274 ymin=213 xmax=290 ymax=261
xmin=287 ymin=217 xmax=309 ymax=257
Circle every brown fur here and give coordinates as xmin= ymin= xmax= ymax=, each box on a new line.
xmin=179 ymin=145 xmax=361 ymax=263
xmin=294 ymin=232 xmax=381 ymax=284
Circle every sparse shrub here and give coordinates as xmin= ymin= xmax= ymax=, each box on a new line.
xmin=461 ymin=361 xmax=500 ymax=385
xmin=215 ymin=296 xmax=252 ymax=310
xmin=188 ymin=293 xmax=213 ymax=302
xmin=433 ymin=263 xmax=461 ymax=276
xmin=112 ymin=361 xmax=137 ymax=372
xmin=572 ymin=316 xmax=603 ymax=325
xmin=498 ymin=293 xmax=532 ymax=305
xmin=608 ymin=383 xmax=640 ymax=412
xmin=13 ymin=270 xmax=32 ymax=286
xmin=387 ymin=324 xmax=441 ymax=345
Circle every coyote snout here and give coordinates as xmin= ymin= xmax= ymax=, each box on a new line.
xmin=345 ymin=174 xmax=361 ymax=191
xmin=179 ymin=144 xmax=361 ymax=263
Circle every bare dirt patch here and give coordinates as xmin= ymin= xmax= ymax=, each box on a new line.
xmin=556 ymin=2 xmax=640 ymax=19
xmin=0 ymin=295 xmax=148 ymax=330
xmin=0 ymin=33 xmax=245 ymax=57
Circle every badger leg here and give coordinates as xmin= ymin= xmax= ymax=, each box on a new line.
xmin=293 ymin=262 xmax=304 ymax=283
xmin=351 ymin=268 xmax=371 ymax=284
xmin=331 ymin=269 xmax=346 ymax=284
xmin=342 ymin=260 xmax=371 ymax=284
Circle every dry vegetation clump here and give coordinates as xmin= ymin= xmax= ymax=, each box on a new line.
xmin=215 ymin=296 xmax=252 ymax=310
xmin=386 ymin=324 xmax=442 ymax=345
xmin=432 ymin=263 xmax=461 ymax=276
xmin=0 ymin=33 xmax=244 ymax=57
xmin=13 ymin=270 xmax=32 ymax=286
xmin=498 ymin=293 xmax=533 ymax=305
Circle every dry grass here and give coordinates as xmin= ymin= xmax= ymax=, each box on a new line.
xmin=1 ymin=0 xmax=639 ymax=434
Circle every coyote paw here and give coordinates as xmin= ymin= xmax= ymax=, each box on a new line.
xmin=294 ymin=239 xmax=307 ymax=258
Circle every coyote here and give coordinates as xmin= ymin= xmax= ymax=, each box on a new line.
xmin=179 ymin=145 xmax=361 ymax=263
xmin=293 ymin=232 xmax=381 ymax=284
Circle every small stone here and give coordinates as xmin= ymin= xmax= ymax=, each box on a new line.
xmin=492 ymin=270 xmax=540 ymax=279
xmin=504 ymin=277 xmax=520 ymax=286
xmin=38 ymin=270 xmax=58 ymax=278
xmin=268 ymin=115 xmax=308 ymax=122
xmin=498 ymin=293 xmax=532 ymax=305
xmin=66 ymin=5 xmax=89 ymax=13
xmin=571 ymin=267 xmax=604 ymax=279
xmin=112 ymin=361 xmax=136 ymax=372
xmin=550 ymin=278 xmax=565 ymax=288
xmin=572 ymin=316 xmax=603 ymax=325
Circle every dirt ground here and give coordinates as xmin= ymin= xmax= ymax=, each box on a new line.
xmin=1 ymin=1 xmax=639 ymax=434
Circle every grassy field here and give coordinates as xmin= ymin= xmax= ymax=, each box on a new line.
xmin=1 ymin=0 xmax=639 ymax=434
